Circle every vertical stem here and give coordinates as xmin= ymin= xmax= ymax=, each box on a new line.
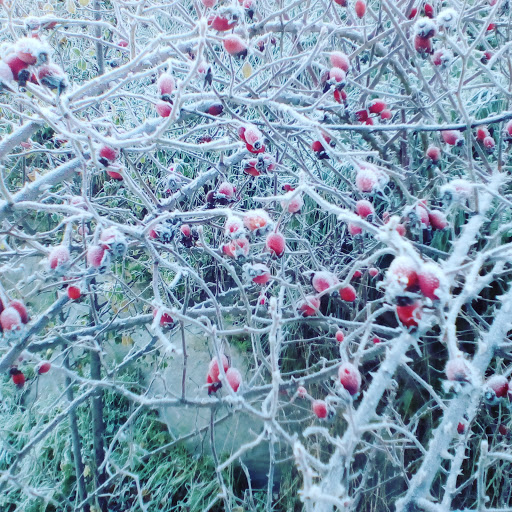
xmin=88 ymin=281 xmax=107 ymax=512
xmin=64 ymin=348 xmax=90 ymax=512
xmin=90 ymin=348 xmax=107 ymax=512
xmin=94 ymin=0 xmax=104 ymax=76
xmin=267 ymin=440 xmax=275 ymax=512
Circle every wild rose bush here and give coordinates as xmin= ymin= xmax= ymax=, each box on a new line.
xmin=1 ymin=0 xmax=512 ymax=510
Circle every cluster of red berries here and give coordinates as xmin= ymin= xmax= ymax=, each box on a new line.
xmin=296 ymin=271 xmax=358 ymax=318
xmin=0 ymin=36 xmax=67 ymax=92
xmin=385 ymin=255 xmax=445 ymax=329
xmin=9 ymin=361 xmax=51 ymax=389
xmin=355 ymin=99 xmax=392 ymax=126
xmin=221 ymin=209 xmax=286 ymax=261
xmin=206 ymin=354 xmax=242 ymax=394
xmin=155 ymin=72 xmax=175 ymax=118
xmin=297 ymin=361 xmax=362 ymax=419
xmin=98 ymin=144 xmax=124 ymax=180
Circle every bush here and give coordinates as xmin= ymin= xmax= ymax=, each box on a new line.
xmin=1 ymin=0 xmax=512 ymax=511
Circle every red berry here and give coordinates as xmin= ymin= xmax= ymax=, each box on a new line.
xmin=330 ymin=51 xmax=350 ymax=72
xmin=441 ymin=130 xmax=463 ymax=146
xmin=408 ymin=7 xmax=418 ymax=19
xmin=37 ymin=361 xmax=51 ymax=374
xmin=355 ymin=167 xmax=378 ymax=192
xmin=208 ymin=355 xmax=230 ymax=383
xmin=348 ymin=223 xmax=363 ymax=236
xmin=432 ymin=50 xmax=444 ymax=66
xmin=487 ymin=375 xmax=508 ymax=398
xmin=417 ymin=263 xmax=443 ymax=300
xmin=428 ymin=210 xmax=448 ymax=230
xmin=222 ymin=237 xmax=250 ymax=259
xmin=352 ymin=270 xmax=362 ymax=280
xmin=297 ymin=386 xmax=307 ymax=398
xmin=99 ymin=145 xmax=118 ymax=163
xmin=297 ymin=296 xmax=321 ymax=317
xmin=49 ymin=245 xmax=70 ymax=270
xmin=355 ymin=0 xmax=366 ymax=17
xmin=208 ymin=104 xmax=223 ymax=116
xmin=396 ymin=299 xmax=422 ymax=328
xmin=329 ymin=67 xmax=346 ymax=86
xmin=246 ymin=263 xmax=271 ymax=285
xmin=223 ymin=35 xmax=247 ymax=57
xmin=106 ymin=166 xmax=123 ymax=180
xmin=396 ymin=224 xmax=406 ymax=236
xmin=157 ymin=72 xmax=175 ymax=96
xmin=368 ymin=99 xmax=386 ymax=114
xmin=355 ymin=109 xmax=369 ymax=122
xmin=225 ymin=367 xmax=242 ymax=391
xmin=334 ymin=89 xmax=347 ymax=103
xmin=153 ymin=308 xmax=173 ymax=327
xmin=387 ymin=256 xmax=418 ymax=291
xmin=499 ymin=424 xmax=508 ymax=436
xmin=285 ymin=195 xmax=303 ymax=214
xmin=216 ymin=181 xmax=235 ymax=200
xmin=380 ymin=109 xmax=392 ymax=120
xmin=335 ymin=330 xmax=344 ymax=343
xmin=338 ymin=362 xmax=361 ymax=395
xmin=312 ymin=399 xmax=328 ymax=419
xmin=426 ymin=145 xmax=441 ymax=162
xmin=0 ymin=307 xmax=22 ymax=332
xmin=11 ymin=370 xmax=25 ymax=388
xmin=312 ymin=140 xmax=324 ymax=152
xmin=445 ymin=357 xmax=471 ymax=382
xmin=180 ymin=224 xmax=191 ymax=237
xmin=67 ymin=285 xmax=82 ymax=300
xmin=414 ymin=35 xmax=433 ymax=55
xmin=265 ymin=232 xmax=286 ymax=257
xmin=156 ymin=100 xmax=172 ymax=118
xmin=483 ymin=136 xmax=495 ymax=150
xmin=355 ymin=199 xmax=374 ymax=218
xmin=312 ymin=271 xmax=339 ymax=293
xmin=8 ymin=300 xmax=29 ymax=324
xmin=424 ymin=3 xmax=434 ymax=17
xmin=243 ymin=209 xmax=270 ymax=232
xmin=372 ymin=336 xmax=381 ymax=344
xmin=339 ymin=285 xmax=356 ymax=302
xmin=476 ymin=126 xmax=490 ymax=141
xmin=87 ymin=245 xmax=107 ymax=268
xmin=208 ymin=15 xmax=237 ymax=31
xmin=457 ymin=422 xmax=465 ymax=434
xmin=368 ymin=267 xmax=379 ymax=277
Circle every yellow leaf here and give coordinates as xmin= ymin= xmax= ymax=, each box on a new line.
xmin=43 ymin=3 xmax=54 ymax=13
xmin=83 ymin=465 xmax=91 ymax=478
xmin=27 ymin=170 xmax=40 ymax=182
xmin=78 ymin=0 xmax=90 ymax=5
xmin=242 ymin=61 xmax=252 ymax=79
xmin=121 ymin=334 xmax=133 ymax=347
xmin=66 ymin=0 xmax=76 ymax=14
